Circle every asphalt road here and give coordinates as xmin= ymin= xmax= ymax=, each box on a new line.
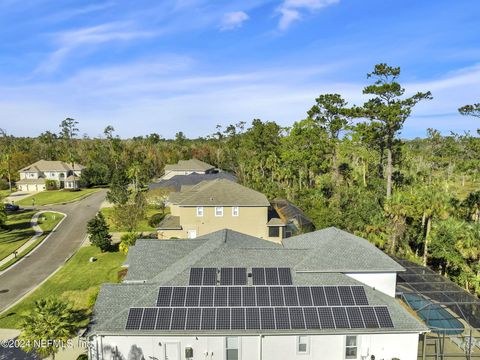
xmin=0 ymin=189 xmax=107 ymax=313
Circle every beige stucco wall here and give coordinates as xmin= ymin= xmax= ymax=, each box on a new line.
xmin=158 ymin=206 xmax=284 ymax=243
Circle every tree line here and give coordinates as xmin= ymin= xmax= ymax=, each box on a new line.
xmin=1 ymin=63 xmax=479 ymax=296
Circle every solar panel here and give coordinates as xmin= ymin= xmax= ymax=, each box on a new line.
xmin=185 ymin=287 xmax=200 ymax=307
xmin=324 ymin=286 xmax=342 ymax=306
xmin=303 ymin=307 xmax=321 ymax=329
xmin=189 ymin=268 xmax=203 ymax=286
xmin=171 ymin=287 xmax=186 ymax=306
xmin=201 ymin=307 xmax=216 ymax=330
xmin=214 ymin=287 xmax=228 ymax=307
xmin=311 ymin=286 xmax=327 ymax=306
xmin=170 ymin=308 xmax=187 ymax=330
xmin=260 ymin=307 xmax=275 ymax=329
xmin=331 ymin=307 xmax=350 ymax=328
xmin=360 ymin=307 xmax=379 ymax=328
xmin=338 ymin=286 xmax=355 ymax=306
xmin=228 ymin=287 xmax=242 ymax=307
xmin=200 ymin=287 xmax=214 ymax=307
xmin=270 ymin=287 xmax=285 ymax=306
xmin=140 ymin=307 xmax=158 ymax=330
xmin=185 ymin=307 xmax=201 ymax=330
xmin=157 ymin=287 xmax=173 ymax=307
xmin=317 ymin=307 xmax=335 ymax=329
xmin=156 ymin=308 xmax=172 ymax=330
xmin=216 ymin=307 xmax=231 ymax=330
xmin=242 ymin=286 xmax=256 ymax=306
xmin=278 ymin=268 xmax=293 ymax=285
xmin=346 ymin=307 xmax=364 ymax=328
xmin=374 ymin=306 xmax=394 ymax=328
xmin=265 ymin=268 xmax=279 ymax=285
xmin=256 ymin=286 xmax=270 ymax=306
xmin=234 ymin=268 xmax=247 ymax=285
xmin=289 ymin=307 xmax=305 ymax=329
xmin=231 ymin=308 xmax=246 ymax=330
xmin=203 ymin=268 xmax=217 ymax=285
xmin=246 ymin=307 xmax=260 ymax=329
xmin=351 ymin=286 xmax=369 ymax=305
xmin=220 ymin=268 xmax=233 ymax=285
xmin=297 ymin=287 xmax=313 ymax=306
xmin=252 ymin=268 xmax=266 ymax=285
xmin=274 ymin=307 xmax=290 ymax=329
xmin=284 ymin=287 xmax=299 ymax=306
xmin=125 ymin=308 xmax=144 ymax=330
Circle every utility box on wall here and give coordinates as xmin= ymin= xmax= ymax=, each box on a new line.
xmin=185 ymin=347 xmax=193 ymax=359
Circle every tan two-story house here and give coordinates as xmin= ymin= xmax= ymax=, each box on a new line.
xmin=157 ymin=179 xmax=287 ymax=242
xmin=162 ymin=158 xmax=216 ymax=180
xmin=17 ymin=160 xmax=84 ymax=192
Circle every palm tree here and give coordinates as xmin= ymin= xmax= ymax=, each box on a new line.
xmin=19 ymin=298 xmax=79 ymax=359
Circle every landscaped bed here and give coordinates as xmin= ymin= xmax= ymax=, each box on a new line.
xmin=16 ymin=188 xmax=100 ymax=206
xmin=0 ymin=245 xmax=126 ymax=329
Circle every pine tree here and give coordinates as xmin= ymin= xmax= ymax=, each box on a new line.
xmin=87 ymin=212 xmax=112 ymax=252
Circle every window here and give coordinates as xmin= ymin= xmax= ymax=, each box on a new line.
xmin=268 ymin=226 xmax=280 ymax=237
xmin=345 ymin=336 xmax=357 ymax=359
xmin=297 ymin=336 xmax=309 ymax=354
xmin=226 ymin=337 xmax=239 ymax=360
xmin=196 ymin=206 xmax=204 ymax=217
xmin=215 ymin=206 xmax=224 ymax=217
xmin=232 ymin=206 xmax=239 ymax=217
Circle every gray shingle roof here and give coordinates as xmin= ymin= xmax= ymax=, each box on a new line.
xmin=164 ymin=159 xmax=215 ymax=172
xmin=149 ymin=172 xmax=237 ymax=192
xmin=157 ymin=215 xmax=182 ymax=230
xmin=19 ymin=160 xmax=84 ymax=172
xmin=90 ymin=228 xmax=425 ymax=336
xmin=169 ymin=179 xmax=270 ymax=206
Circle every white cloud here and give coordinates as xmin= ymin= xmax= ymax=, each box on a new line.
xmin=277 ymin=0 xmax=339 ymax=30
xmin=220 ymin=11 xmax=249 ymax=31
xmin=35 ymin=22 xmax=156 ymax=74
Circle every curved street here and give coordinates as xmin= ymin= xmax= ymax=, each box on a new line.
xmin=0 ymin=190 xmax=107 ymax=313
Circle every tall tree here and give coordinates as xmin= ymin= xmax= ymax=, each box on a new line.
xmin=458 ymin=103 xmax=480 ymax=118
xmin=87 ymin=212 xmax=112 ymax=252
xmin=59 ymin=117 xmax=79 ymax=187
xmin=362 ymin=63 xmax=432 ymax=198
xmin=0 ymin=128 xmax=13 ymax=192
xmin=307 ymin=94 xmax=351 ymax=184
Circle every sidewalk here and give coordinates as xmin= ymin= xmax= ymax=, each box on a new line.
xmin=0 ymin=211 xmax=65 ymax=271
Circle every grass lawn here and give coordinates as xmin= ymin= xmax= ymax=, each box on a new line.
xmin=101 ymin=205 xmax=165 ymax=232
xmin=0 ymin=245 xmax=126 ymax=329
xmin=0 ymin=210 xmax=36 ymax=260
xmin=0 ymin=212 xmax=65 ymax=270
xmin=16 ymin=188 xmax=100 ymax=206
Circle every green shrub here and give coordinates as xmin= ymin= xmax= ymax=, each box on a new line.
xmin=119 ymin=232 xmax=140 ymax=254
xmin=0 ymin=179 xmax=9 ymax=190
xmin=45 ymin=179 xmax=57 ymax=190
xmin=77 ymin=354 xmax=88 ymax=360
xmin=148 ymin=213 xmax=165 ymax=227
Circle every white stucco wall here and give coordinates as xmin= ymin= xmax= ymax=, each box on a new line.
xmin=89 ymin=332 xmax=419 ymax=360
xmin=345 ymin=272 xmax=397 ymax=297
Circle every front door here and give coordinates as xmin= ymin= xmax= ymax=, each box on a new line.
xmin=187 ymin=230 xmax=197 ymax=239
xmin=165 ymin=342 xmax=180 ymax=360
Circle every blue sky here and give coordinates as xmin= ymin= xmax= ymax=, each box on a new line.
xmin=0 ymin=0 xmax=479 ymax=138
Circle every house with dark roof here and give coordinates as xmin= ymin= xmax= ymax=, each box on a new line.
xmin=157 ymin=179 xmax=287 ymax=241
xmin=162 ymin=159 xmax=217 ymax=180
xmin=86 ymin=227 xmax=427 ymax=360
xmin=17 ymin=159 xmax=84 ymax=192
xmin=149 ymin=172 xmax=238 ymax=193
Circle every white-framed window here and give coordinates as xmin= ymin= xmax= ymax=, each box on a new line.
xmin=196 ymin=206 xmax=204 ymax=217
xmin=226 ymin=337 xmax=239 ymax=360
xmin=297 ymin=336 xmax=310 ymax=354
xmin=345 ymin=335 xmax=358 ymax=359
xmin=215 ymin=206 xmax=224 ymax=217
xmin=232 ymin=206 xmax=239 ymax=217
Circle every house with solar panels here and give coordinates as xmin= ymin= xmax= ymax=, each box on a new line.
xmin=85 ymin=227 xmax=427 ymax=360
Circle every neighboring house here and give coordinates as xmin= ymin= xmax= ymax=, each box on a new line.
xmin=157 ymin=179 xmax=286 ymax=241
xmin=85 ymin=227 xmax=427 ymax=360
xmin=162 ymin=159 xmax=217 ymax=180
xmin=16 ymin=160 xmax=84 ymax=192
xmin=149 ymin=172 xmax=238 ymax=192
xmin=271 ymin=198 xmax=315 ymax=236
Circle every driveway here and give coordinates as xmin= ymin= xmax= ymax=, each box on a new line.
xmin=2 ymin=191 xmax=37 ymax=204
xmin=0 ymin=189 xmax=107 ymax=313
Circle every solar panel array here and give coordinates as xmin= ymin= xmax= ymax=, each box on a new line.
xmin=157 ymin=286 xmax=369 ymax=307
xmin=252 ymin=267 xmax=292 ymax=285
xmin=125 ymin=306 xmax=394 ymax=331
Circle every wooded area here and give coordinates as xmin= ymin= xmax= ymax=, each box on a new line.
xmin=1 ymin=64 xmax=479 ymax=297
